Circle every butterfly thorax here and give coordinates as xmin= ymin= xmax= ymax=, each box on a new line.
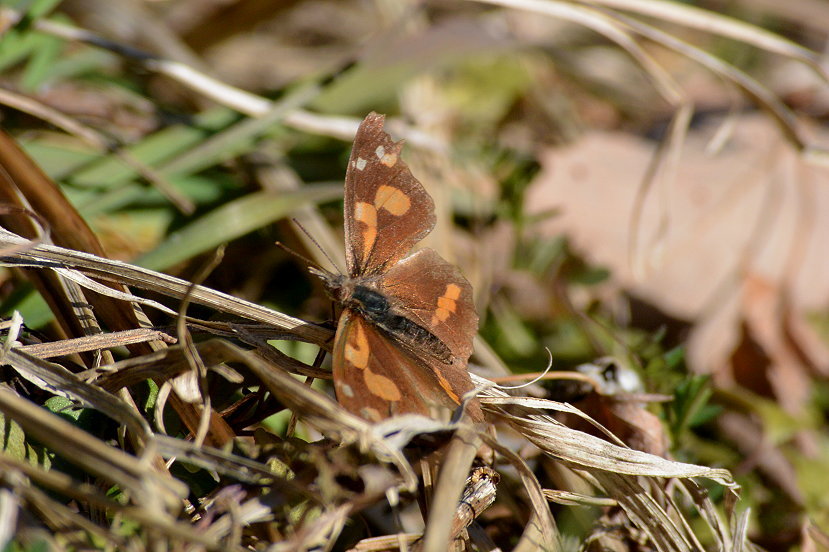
xmin=311 ymin=267 xmax=454 ymax=364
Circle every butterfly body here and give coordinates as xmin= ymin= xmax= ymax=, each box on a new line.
xmin=314 ymin=112 xmax=482 ymax=423
xmin=315 ymin=271 xmax=455 ymax=366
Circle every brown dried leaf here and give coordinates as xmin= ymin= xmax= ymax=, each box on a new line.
xmin=526 ymin=113 xmax=829 ymax=411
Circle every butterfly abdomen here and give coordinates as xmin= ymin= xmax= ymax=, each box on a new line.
xmin=351 ymin=285 xmax=454 ymax=364
xmin=376 ymin=312 xmax=453 ymax=363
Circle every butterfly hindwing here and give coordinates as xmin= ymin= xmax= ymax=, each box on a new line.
xmin=381 ymin=248 xmax=478 ymax=364
xmin=332 ymin=309 xmax=460 ymax=421
xmin=343 ymin=112 xmax=436 ymax=277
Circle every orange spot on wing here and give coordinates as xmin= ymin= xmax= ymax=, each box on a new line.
xmin=344 ymin=320 xmax=402 ymax=403
xmin=354 ymin=201 xmax=378 ymax=255
xmin=352 ymin=186 xmax=410 ymax=261
xmin=344 ymin=321 xmax=370 ymax=368
xmin=364 ymin=370 xmax=402 ymax=401
xmin=375 ymin=185 xmax=410 ymax=216
xmin=431 ymin=283 xmax=462 ymax=325
xmin=445 ymin=284 xmax=462 ymax=300
xmin=434 ymin=370 xmax=461 ymax=403
xmin=374 ymin=145 xmax=397 ymax=166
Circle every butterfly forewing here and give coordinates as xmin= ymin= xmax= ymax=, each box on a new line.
xmin=343 ymin=113 xmax=436 ymax=277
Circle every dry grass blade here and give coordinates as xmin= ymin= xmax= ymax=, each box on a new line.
xmin=351 ymin=533 xmax=420 ymax=551
xmin=482 ymin=433 xmax=561 ymax=551
xmin=592 ymin=471 xmax=704 ymax=552
xmin=584 ymin=0 xmax=826 ymax=77
xmin=420 ymin=423 xmax=482 ymax=552
xmin=0 ymin=387 xmax=183 ymax=510
xmin=52 ymin=266 xmax=180 ymax=317
xmin=2 ymin=347 xmax=152 ymax=439
xmin=0 ymin=228 xmax=332 ymax=346
xmin=732 ymin=507 xmax=751 ymax=552
xmin=89 ymin=339 xmax=321 ymax=398
xmin=679 ymin=479 xmax=735 ymax=551
xmin=15 ymin=327 xmax=177 ymax=359
xmin=483 ymin=393 xmax=734 ymax=484
xmin=152 ymin=434 xmax=302 ymax=488
xmin=543 ymin=489 xmax=617 ymax=507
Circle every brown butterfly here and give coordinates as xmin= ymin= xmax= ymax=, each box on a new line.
xmin=312 ymin=113 xmax=483 ymax=423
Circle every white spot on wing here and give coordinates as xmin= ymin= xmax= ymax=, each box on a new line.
xmin=339 ymin=383 xmax=355 ymax=398
xmin=375 ymin=145 xmax=385 ymax=159
xmin=355 ymin=157 xmax=367 ymax=171
xmin=361 ymin=407 xmax=382 ymax=422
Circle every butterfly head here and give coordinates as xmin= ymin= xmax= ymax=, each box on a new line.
xmin=309 ymin=266 xmax=348 ymax=302
xmin=311 ymin=265 xmax=388 ymax=316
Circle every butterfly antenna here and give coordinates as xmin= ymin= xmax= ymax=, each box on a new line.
xmin=291 ymin=218 xmax=340 ymax=273
xmin=273 ymin=240 xmax=323 ymax=271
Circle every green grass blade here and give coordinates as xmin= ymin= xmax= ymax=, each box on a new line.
xmin=135 ymin=185 xmax=342 ymax=271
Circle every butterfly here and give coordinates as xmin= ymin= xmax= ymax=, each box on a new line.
xmin=311 ymin=112 xmax=483 ymax=423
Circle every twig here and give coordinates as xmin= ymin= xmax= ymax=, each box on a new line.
xmin=14 ymin=327 xmax=177 ymax=359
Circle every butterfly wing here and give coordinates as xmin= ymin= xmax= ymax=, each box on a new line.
xmin=332 ymin=309 xmax=479 ymax=421
xmin=333 ymin=113 xmax=482 ymax=423
xmin=379 ymin=248 xmax=482 ymax=421
xmin=380 ymin=248 xmax=478 ymax=364
xmin=344 ymin=113 xmax=436 ymax=277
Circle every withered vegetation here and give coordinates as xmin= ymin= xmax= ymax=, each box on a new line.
xmin=1 ymin=1 xmax=828 ymax=550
